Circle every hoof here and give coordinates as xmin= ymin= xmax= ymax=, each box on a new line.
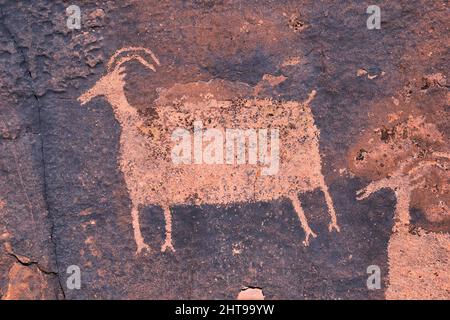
xmin=161 ymin=242 xmax=175 ymax=253
xmin=135 ymin=243 xmax=150 ymax=255
xmin=302 ymin=231 xmax=317 ymax=246
xmin=328 ymin=223 xmax=340 ymax=233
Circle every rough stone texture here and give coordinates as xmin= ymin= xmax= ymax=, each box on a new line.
xmin=0 ymin=0 xmax=448 ymax=299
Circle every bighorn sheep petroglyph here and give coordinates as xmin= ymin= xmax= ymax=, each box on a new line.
xmin=78 ymin=47 xmax=340 ymax=254
xmin=357 ymin=152 xmax=450 ymax=231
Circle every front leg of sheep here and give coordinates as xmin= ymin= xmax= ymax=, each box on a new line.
xmin=161 ymin=205 xmax=175 ymax=252
xmin=319 ymin=181 xmax=340 ymax=233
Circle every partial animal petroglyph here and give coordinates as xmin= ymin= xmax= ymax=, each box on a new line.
xmin=386 ymin=228 xmax=450 ymax=299
xmin=357 ymin=153 xmax=450 ymax=231
xmin=78 ymin=47 xmax=340 ymax=254
xmin=352 ymin=116 xmax=449 ymax=231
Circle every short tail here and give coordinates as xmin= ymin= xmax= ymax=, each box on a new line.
xmin=303 ymin=90 xmax=316 ymax=106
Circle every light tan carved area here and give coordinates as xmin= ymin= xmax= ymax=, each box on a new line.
xmin=352 ymin=116 xmax=449 ymax=230
xmin=2 ymin=263 xmax=52 ymax=300
xmin=236 ymin=287 xmax=265 ymax=300
xmin=386 ymin=231 xmax=450 ymax=299
xmin=350 ymin=114 xmax=449 ymax=299
xmin=78 ymin=47 xmax=339 ymax=254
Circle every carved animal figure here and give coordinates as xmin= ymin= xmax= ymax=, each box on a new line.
xmin=357 ymin=152 xmax=450 ymax=231
xmin=79 ymin=47 xmax=340 ymax=254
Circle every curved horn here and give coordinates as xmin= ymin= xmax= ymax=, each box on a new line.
xmin=107 ymin=47 xmax=160 ymax=72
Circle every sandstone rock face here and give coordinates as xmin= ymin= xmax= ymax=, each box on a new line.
xmin=0 ymin=0 xmax=448 ymax=299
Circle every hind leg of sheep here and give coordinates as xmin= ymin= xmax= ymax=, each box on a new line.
xmin=131 ymin=205 xmax=150 ymax=254
xmin=320 ymin=180 xmax=340 ymax=233
xmin=161 ymin=205 xmax=175 ymax=252
xmin=290 ymin=195 xmax=317 ymax=246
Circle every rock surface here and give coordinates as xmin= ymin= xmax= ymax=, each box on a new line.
xmin=0 ymin=0 xmax=448 ymax=299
